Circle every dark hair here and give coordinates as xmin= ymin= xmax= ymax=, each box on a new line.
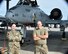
xmin=10 ymin=23 xmax=16 ymax=27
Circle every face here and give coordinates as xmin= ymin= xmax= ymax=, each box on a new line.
xmin=11 ymin=24 xmax=16 ymax=31
xmin=37 ymin=21 xmax=42 ymax=28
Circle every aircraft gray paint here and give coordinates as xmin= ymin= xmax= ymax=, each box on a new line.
xmin=6 ymin=5 xmax=50 ymax=24
xmin=5 ymin=0 xmax=67 ymax=27
xmin=5 ymin=0 xmax=51 ymax=26
xmin=0 ymin=0 xmax=68 ymax=27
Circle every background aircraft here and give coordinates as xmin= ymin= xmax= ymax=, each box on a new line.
xmin=5 ymin=0 xmax=50 ymax=27
xmin=0 ymin=0 xmax=68 ymax=30
xmin=5 ymin=0 xmax=65 ymax=27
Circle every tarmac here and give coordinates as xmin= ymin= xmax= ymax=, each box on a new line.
xmin=0 ymin=27 xmax=68 ymax=54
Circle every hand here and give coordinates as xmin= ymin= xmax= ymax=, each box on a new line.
xmin=37 ymin=35 xmax=41 ymax=38
xmin=34 ymin=36 xmax=40 ymax=40
xmin=15 ymin=36 xmax=18 ymax=39
xmin=38 ymin=35 xmax=48 ymax=39
xmin=15 ymin=36 xmax=19 ymax=41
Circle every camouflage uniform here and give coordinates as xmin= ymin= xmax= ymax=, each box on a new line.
xmin=7 ymin=30 xmax=21 ymax=54
xmin=33 ymin=27 xmax=48 ymax=54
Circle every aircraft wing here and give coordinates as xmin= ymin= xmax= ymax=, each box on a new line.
xmin=45 ymin=20 xmax=68 ymax=27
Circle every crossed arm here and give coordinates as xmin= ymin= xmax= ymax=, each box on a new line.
xmin=7 ymin=31 xmax=21 ymax=41
xmin=33 ymin=31 xmax=48 ymax=40
xmin=38 ymin=32 xmax=48 ymax=39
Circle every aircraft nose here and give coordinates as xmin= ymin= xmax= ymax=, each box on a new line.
xmin=5 ymin=11 xmax=14 ymax=18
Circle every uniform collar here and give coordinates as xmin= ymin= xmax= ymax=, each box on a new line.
xmin=36 ymin=26 xmax=44 ymax=30
xmin=11 ymin=30 xmax=16 ymax=33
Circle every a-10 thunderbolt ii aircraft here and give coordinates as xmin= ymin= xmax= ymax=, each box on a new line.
xmin=0 ymin=0 xmax=67 ymax=27
xmin=5 ymin=0 xmax=64 ymax=27
xmin=0 ymin=0 xmax=68 ymax=43
xmin=5 ymin=0 xmax=50 ymax=27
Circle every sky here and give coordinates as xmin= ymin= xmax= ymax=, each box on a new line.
xmin=0 ymin=0 xmax=68 ymax=20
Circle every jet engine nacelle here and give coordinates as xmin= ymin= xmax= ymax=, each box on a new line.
xmin=49 ymin=8 xmax=62 ymax=20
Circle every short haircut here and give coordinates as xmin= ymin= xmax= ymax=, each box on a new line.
xmin=10 ymin=23 xmax=16 ymax=27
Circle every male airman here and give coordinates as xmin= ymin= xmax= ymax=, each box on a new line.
xmin=33 ymin=21 xmax=48 ymax=54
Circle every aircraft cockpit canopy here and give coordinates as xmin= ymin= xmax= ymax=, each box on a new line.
xmin=17 ymin=0 xmax=38 ymax=7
